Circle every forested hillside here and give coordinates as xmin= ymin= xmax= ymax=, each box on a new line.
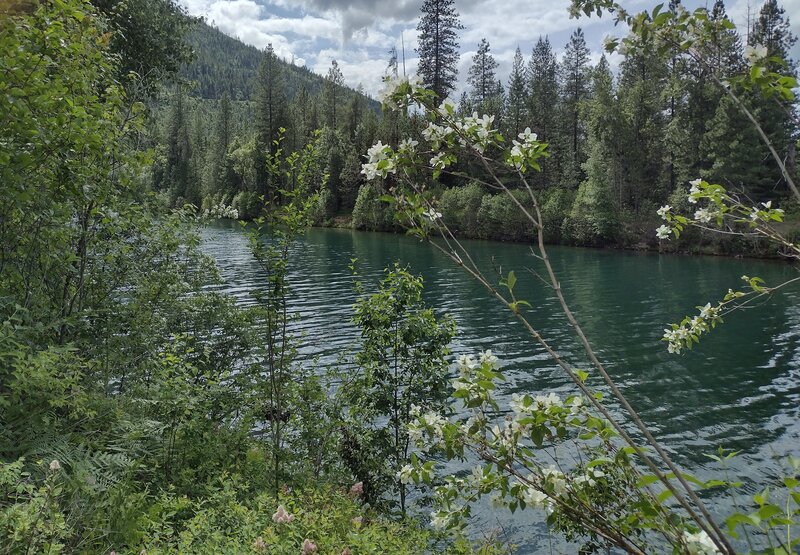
xmin=152 ymin=0 xmax=798 ymax=255
xmin=182 ymin=21 xmax=368 ymax=102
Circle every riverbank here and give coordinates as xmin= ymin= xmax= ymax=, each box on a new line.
xmin=315 ymin=211 xmax=800 ymax=261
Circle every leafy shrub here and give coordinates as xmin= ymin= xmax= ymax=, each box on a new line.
xmin=232 ymin=191 xmax=263 ymax=220
xmin=439 ymin=182 xmax=485 ymax=237
xmin=352 ymin=183 xmax=395 ymax=231
xmin=563 ymin=178 xmax=617 ymax=246
xmin=477 ymin=190 xmax=535 ymax=241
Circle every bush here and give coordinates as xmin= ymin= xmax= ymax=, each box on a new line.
xmin=232 ymin=191 xmax=263 ymax=220
xmin=139 ymin=481 xmax=485 ymax=555
xmin=352 ymin=183 xmax=395 ymax=231
xmin=562 ymin=178 xmax=617 ymax=246
xmin=439 ymin=182 xmax=485 ymax=238
xmin=539 ymin=187 xmax=575 ymax=243
xmin=476 ymin=190 xmax=536 ymax=241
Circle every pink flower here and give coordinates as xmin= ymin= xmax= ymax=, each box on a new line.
xmin=302 ymin=539 xmax=318 ymax=554
xmin=252 ymin=536 xmax=268 ymax=552
xmin=349 ymin=481 xmax=364 ymax=497
xmin=271 ymin=504 xmax=294 ymax=524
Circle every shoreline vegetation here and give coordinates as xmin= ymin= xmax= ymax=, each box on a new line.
xmin=303 ymin=212 xmax=800 ymax=260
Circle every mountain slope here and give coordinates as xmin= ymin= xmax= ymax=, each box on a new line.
xmin=181 ymin=20 xmax=376 ymax=108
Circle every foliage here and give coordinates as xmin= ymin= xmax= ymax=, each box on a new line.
xmin=340 ymin=265 xmax=455 ymax=514
xmin=416 ymin=0 xmax=464 ymax=100
xmin=360 ymin=33 xmax=800 ymax=550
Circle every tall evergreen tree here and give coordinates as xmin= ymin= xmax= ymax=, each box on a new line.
xmin=750 ymin=0 xmax=797 ymax=64
xmin=506 ymin=47 xmax=527 ymax=137
xmin=164 ymin=87 xmax=193 ymax=203
xmin=567 ymin=55 xmax=619 ymax=244
xmin=468 ymin=39 xmax=499 ymax=107
xmin=323 ymin=59 xmax=345 ymax=129
xmin=527 ymin=36 xmax=559 ymax=186
xmin=202 ymin=93 xmax=232 ymax=198
xmin=416 ymin=0 xmax=463 ymax=99
xmin=617 ymin=39 xmax=669 ymax=209
xmin=701 ymin=0 xmax=797 ymax=198
xmin=255 ymin=44 xmax=287 ymax=195
xmin=559 ymin=28 xmax=591 ymax=187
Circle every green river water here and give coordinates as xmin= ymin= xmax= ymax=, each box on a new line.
xmin=201 ymin=223 xmax=800 ymax=553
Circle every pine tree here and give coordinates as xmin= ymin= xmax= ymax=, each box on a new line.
xmin=559 ymin=28 xmax=591 ymax=187
xmin=750 ymin=0 xmax=797 ymax=65
xmin=256 ymin=44 xmax=286 ymax=154
xmin=202 ymin=93 xmax=232 ymax=199
xmin=566 ymin=55 xmax=620 ymax=244
xmin=701 ymin=0 xmax=796 ymax=199
xmin=165 ymin=87 xmax=193 ymax=204
xmin=617 ymin=39 xmax=669 ymax=209
xmin=527 ymin=36 xmax=559 ymax=186
xmin=506 ymin=47 xmax=527 ymax=137
xmin=323 ymin=59 xmax=345 ymax=129
xmin=255 ymin=44 xmax=287 ymax=195
xmin=416 ymin=0 xmax=463 ymax=99
xmin=468 ymin=39 xmax=499 ymax=107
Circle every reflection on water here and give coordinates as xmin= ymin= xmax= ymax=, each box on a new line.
xmin=201 ymin=222 xmax=800 ymax=553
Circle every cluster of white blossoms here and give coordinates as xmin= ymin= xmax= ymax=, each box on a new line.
xmin=423 ymin=207 xmax=443 ymax=221
xmin=202 ymin=203 xmax=238 ymax=220
xmin=662 ymin=302 xmax=722 ymax=354
xmin=421 ymin=122 xmax=455 ymax=149
xmin=509 ymin=391 xmax=564 ymax=415
xmin=743 ymin=43 xmax=769 ymax=66
xmin=682 ymin=530 xmax=722 ymax=555
xmin=573 ymin=467 xmax=607 ymax=488
xmin=657 ymin=177 xmax=785 ymax=243
xmin=376 ymin=74 xmax=425 ymax=110
xmin=360 ymin=140 xmax=396 ymax=180
xmin=507 ymin=127 xmax=540 ymax=171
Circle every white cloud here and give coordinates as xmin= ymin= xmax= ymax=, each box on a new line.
xmin=178 ymin=0 xmax=800 ymax=99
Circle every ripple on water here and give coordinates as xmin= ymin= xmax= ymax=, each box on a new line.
xmin=201 ymin=223 xmax=800 ymax=552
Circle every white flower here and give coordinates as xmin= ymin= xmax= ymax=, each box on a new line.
xmin=522 ymin=486 xmax=548 ymax=507
xmin=569 ymin=395 xmax=584 ymax=414
xmin=49 ymin=460 xmax=61 ymax=472
xmin=398 ymin=138 xmax=419 ymax=152
xmin=397 ymin=464 xmax=414 ymax=484
xmin=683 ymin=530 xmax=722 ymax=554
xmin=510 ymin=393 xmax=530 ymax=415
xmin=694 ymin=208 xmax=713 ymax=223
xmin=478 ymin=349 xmax=499 ymax=369
xmin=437 ymin=98 xmax=456 ymax=117
xmin=688 ymin=178 xmax=702 ymax=203
xmin=366 ymin=141 xmax=389 ymax=163
xmin=534 ymin=392 xmax=562 ymax=409
xmin=518 ymin=127 xmax=537 ymax=142
xmin=761 ymin=200 xmax=772 ymax=209
xmin=424 ymin=207 xmax=443 ymax=221
xmin=409 ymin=404 xmax=422 ymax=417
xmin=430 ymin=511 xmax=449 ymax=530
xmin=657 ymin=204 xmax=671 ymax=218
xmin=469 ymin=466 xmax=483 ymax=485
xmin=744 ymin=44 xmax=768 ymax=66
xmin=656 ymin=224 xmax=671 ymax=240
xmin=542 ymin=466 xmax=566 ymax=494
xmin=430 ymin=152 xmax=447 ymax=170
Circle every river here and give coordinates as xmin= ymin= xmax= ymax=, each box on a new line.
xmin=201 ymin=222 xmax=800 ymax=553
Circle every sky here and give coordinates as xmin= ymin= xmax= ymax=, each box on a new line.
xmin=176 ymin=0 xmax=800 ymax=99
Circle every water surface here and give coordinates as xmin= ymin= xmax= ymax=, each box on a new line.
xmin=202 ymin=223 xmax=800 ymax=552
